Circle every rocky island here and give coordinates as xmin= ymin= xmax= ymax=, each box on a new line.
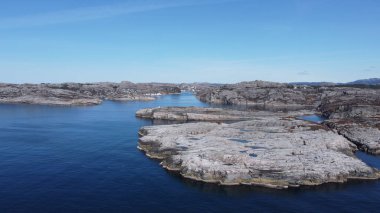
xmin=0 ymin=82 xmax=181 ymax=106
xmin=137 ymin=80 xmax=380 ymax=189
xmin=138 ymin=115 xmax=379 ymax=188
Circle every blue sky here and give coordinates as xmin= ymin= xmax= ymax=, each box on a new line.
xmin=0 ymin=0 xmax=379 ymax=83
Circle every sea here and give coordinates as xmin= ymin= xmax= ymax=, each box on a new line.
xmin=0 ymin=93 xmax=379 ymax=212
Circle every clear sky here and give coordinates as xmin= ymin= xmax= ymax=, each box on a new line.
xmin=0 ymin=0 xmax=379 ymax=83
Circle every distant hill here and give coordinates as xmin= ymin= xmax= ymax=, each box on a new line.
xmin=347 ymin=78 xmax=380 ymax=85
xmin=291 ymin=78 xmax=380 ymax=86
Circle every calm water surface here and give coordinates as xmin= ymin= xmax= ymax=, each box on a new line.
xmin=298 ymin=114 xmax=327 ymax=124
xmin=0 ymin=93 xmax=379 ymax=213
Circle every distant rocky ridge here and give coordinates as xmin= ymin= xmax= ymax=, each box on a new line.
xmin=1 ymin=78 xmax=378 ymax=106
xmin=195 ymin=80 xmax=380 ymax=118
xmin=196 ymin=80 xmax=322 ymax=108
xmin=347 ymin=78 xmax=380 ymax=85
xmin=0 ymin=82 xmax=181 ymax=106
xmin=291 ymin=78 xmax=380 ymax=86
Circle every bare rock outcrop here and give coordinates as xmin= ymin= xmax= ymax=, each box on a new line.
xmin=138 ymin=117 xmax=379 ymax=188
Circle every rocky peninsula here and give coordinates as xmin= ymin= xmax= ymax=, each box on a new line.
xmin=0 ymin=82 xmax=180 ymax=106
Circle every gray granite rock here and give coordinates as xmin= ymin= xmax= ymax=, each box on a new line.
xmin=138 ymin=117 xmax=379 ymax=188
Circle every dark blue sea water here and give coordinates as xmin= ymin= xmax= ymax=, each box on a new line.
xmin=0 ymin=93 xmax=379 ymax=213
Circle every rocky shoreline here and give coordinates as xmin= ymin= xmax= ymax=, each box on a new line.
xmin=0 ymin=82 xmax=181 ymax=106
xmin=136 ymin=81 xmax=380 ymax=188
xmin=138 ymin=115 xmax=379 ymax=188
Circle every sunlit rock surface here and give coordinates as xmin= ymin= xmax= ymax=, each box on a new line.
xmin=139 ymin=117 xmax=379 ymax=189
